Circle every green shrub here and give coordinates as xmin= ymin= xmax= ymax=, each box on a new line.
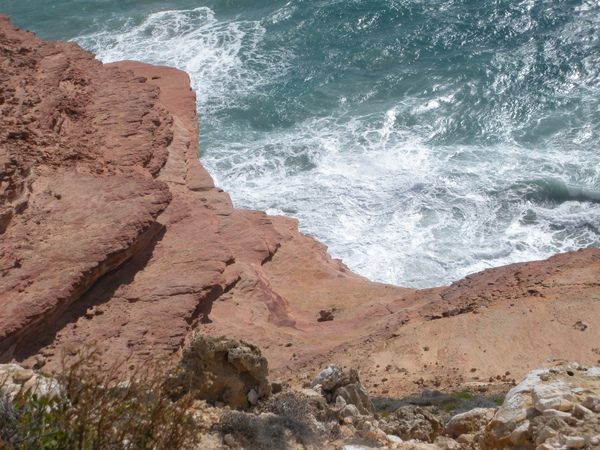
xmin=372 ymin=389 xmax=505 ymax=418
xmin=441 ymin=400 xmax=460 ymax=412
xmin=450 ymin=391 xmax=474 ymax=400
xmin=0 ymin=346 xmax=200 ymax=449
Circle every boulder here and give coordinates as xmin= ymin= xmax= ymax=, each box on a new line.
xmin=310 ymin=364 xmax=376 ymax=417
xmin=334 ymin=383 xmax=375 ymax=417
xmin=0 ymin=363 xmax=59 ymax=400
xmin=444 ymin=407 xmax=496 ymax=438
xmin=481 ymin=360 xmax=600 ymax=449
xmin=318 ymin=308 xmax=336 ymax=321
xmin=175 ymin=333 xmax=271 ymax=410
xmin=380 ymin=405 xmax=444 ymax=443
xmin=312 ymin=364 xmax=345 ymax=391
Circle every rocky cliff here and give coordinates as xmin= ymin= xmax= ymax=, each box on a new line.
xmin=1 ymin=15 xmax=599 ymax=395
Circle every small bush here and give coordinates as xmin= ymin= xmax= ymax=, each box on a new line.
xmin=372 ymin=397 xmax=405 ymax=414
xmin=373 ymin=389 xmax=505 ymax=417
xmin=264 ymin=392 xmax=310 ymax=422
xmin=442 ymin=400 xmax=460 ymax=412
xmin=0 ymin=346 xmax=201 ymax=449
xmin=219 ymin=411 xmax=318 ymax=450
xmin=217 ymin=392 xmax=324 ymax=450
xmin=450 ymin=390 xmax=474 ymax=400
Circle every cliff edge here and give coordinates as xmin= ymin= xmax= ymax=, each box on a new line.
xmin=1 ymin=15 xmax=599 ymax=395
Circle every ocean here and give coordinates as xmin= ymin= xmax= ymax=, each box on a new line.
xmin=3 ymin=0 xmax=600 ymax=288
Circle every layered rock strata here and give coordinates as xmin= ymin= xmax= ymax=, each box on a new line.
xmin=1 ymin=15 xmax=600 ymax=396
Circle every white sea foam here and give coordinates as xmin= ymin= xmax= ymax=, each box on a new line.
xmin=77 ymin=7 xmax=292 ymax=110
xmin=205 ymin=104 xmax=600 ymax=287
xmin=72 ymin=4 xmax=600 ymax=288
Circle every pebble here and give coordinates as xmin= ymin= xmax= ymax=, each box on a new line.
xmin=247 ymin=388 xmax=258 ymax=405
xmin=561 ymin=435 xmax=586 ymax=449
xmin=386 ymin=434 xmax=402 ymax=444
xmin=510 ymin=421 xmax=531 ymax=445
xmin=582 ymin=395 xmax=600 ymax=410
xmin=536 ymin=397 xmax=562 ymax=412
xmin=12 ymin=369 xmax=34 ymax=383
xmin=572 ymin=404 xmax=594 ymax=420
xmin=535 ymin=444 xmax=554 ymax=450
xmin=558 ymin=399 xmax=573 ymax=412
xmin=536 ymin=427 xmax=558 ymax=446
xmin=223 ymin=434 xmax=236 ymax=447
xmin=542 ymin=409 xmax=572 ymax=420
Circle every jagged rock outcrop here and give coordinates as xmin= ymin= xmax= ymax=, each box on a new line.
xmin=0 ymin=15 xmax=301 ymax=371
xmin=0 ymin=16 xmax=174 ymax=363
xmin=175 ymin=333 xmax=271 ymax=410
xmin=481 ymin=359 xmax=600 ymax=449
xmin=310 ymin=363 xmax=376 ymax=417
xmin=381 ymin=406 xmax=444 ymax=443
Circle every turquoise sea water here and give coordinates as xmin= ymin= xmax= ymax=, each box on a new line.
xmin=3 ymin=0 xmax=600 ymax=288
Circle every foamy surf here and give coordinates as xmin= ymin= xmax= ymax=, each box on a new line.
xmin=61 ymin=1 xmax=600 ymax=288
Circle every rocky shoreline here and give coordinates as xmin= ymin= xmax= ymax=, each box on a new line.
xmin=2 ymin=11 xmax=600 ymax=428
xmin=2 ymin=341 xmax=599 ymax=449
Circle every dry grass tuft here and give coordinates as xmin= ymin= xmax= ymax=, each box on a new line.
xmin=0 ymin=345 xmax=201 ymax=449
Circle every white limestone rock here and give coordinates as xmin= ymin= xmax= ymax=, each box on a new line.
xmin=445 ymin=407 xmax=496 ymax=438
xmin=247 ymin=388 xmax=258 ymax=405
xmin=509 ymin=420 xmax=531 ymax=446
xmin=572 ymin=404 xmax=594 ymax=420
xmin=481 ymin=359 xmax=600 ymax=449
xmin=561 ymin=435 xmax=586 ymax=448
xmin=311 ymin=364 xmax=343 ymax=391
xmin=581 ymin=395 xmax=600 ymax=410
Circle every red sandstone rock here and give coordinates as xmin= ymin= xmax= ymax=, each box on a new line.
xmin=0 ymin=16 xmax=172 ymax=362
xmin=1 ymin=15 xmax=600 ymax=398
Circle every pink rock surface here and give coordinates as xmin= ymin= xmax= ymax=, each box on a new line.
xmin=2 ymin=16 xmax=600 ymax=396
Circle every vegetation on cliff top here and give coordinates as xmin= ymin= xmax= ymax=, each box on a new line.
xmin=0 ymin=347 xmax=200 ymax=450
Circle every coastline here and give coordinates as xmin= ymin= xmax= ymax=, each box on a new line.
xmin=1 ymin=14 xmax=600 ymax=398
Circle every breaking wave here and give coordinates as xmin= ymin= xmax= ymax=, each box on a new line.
xmin=32 ymin=0 xmax=600 ymax=287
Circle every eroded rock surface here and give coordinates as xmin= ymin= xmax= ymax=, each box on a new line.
xmin=0 ymin=16 xmax=295 ymax=371
xmin=381 ymin=406 xmax=444 ymax=444
xmin=175 ymin=333 xmax=270 ymax=410
xmin=481 ymin=359 xmax=600 ymax=449
xmin=0 ymin=16 xmax=174 ymax=363
xmin=311 ymin=363 xmax=376 ymax=417
xmin=2 ymin=15 xmax=600 ymax=403
xmin=444 ymin=407 xmax=496 ymax=439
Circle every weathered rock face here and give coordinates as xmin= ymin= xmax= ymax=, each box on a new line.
xmin=2 ymin=15 xmax=600 ymax=401
xmin=0 ymin=16 xmax=173 ymax=362
xmin=175 ymin=333 xmax=270 ymax=410
xmin=481 ymin=359 xmax=600 ymax=449
xmin=0 ymin=15 xmax=292 ymax=370
xmin=311 ymin=364 xmax=376 ymax=417
xmin=380 ymin=406 xmax=444 ymax=443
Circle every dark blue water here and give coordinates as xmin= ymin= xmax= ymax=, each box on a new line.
xmin=4 ymin=0 xmax=600 ymax=288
